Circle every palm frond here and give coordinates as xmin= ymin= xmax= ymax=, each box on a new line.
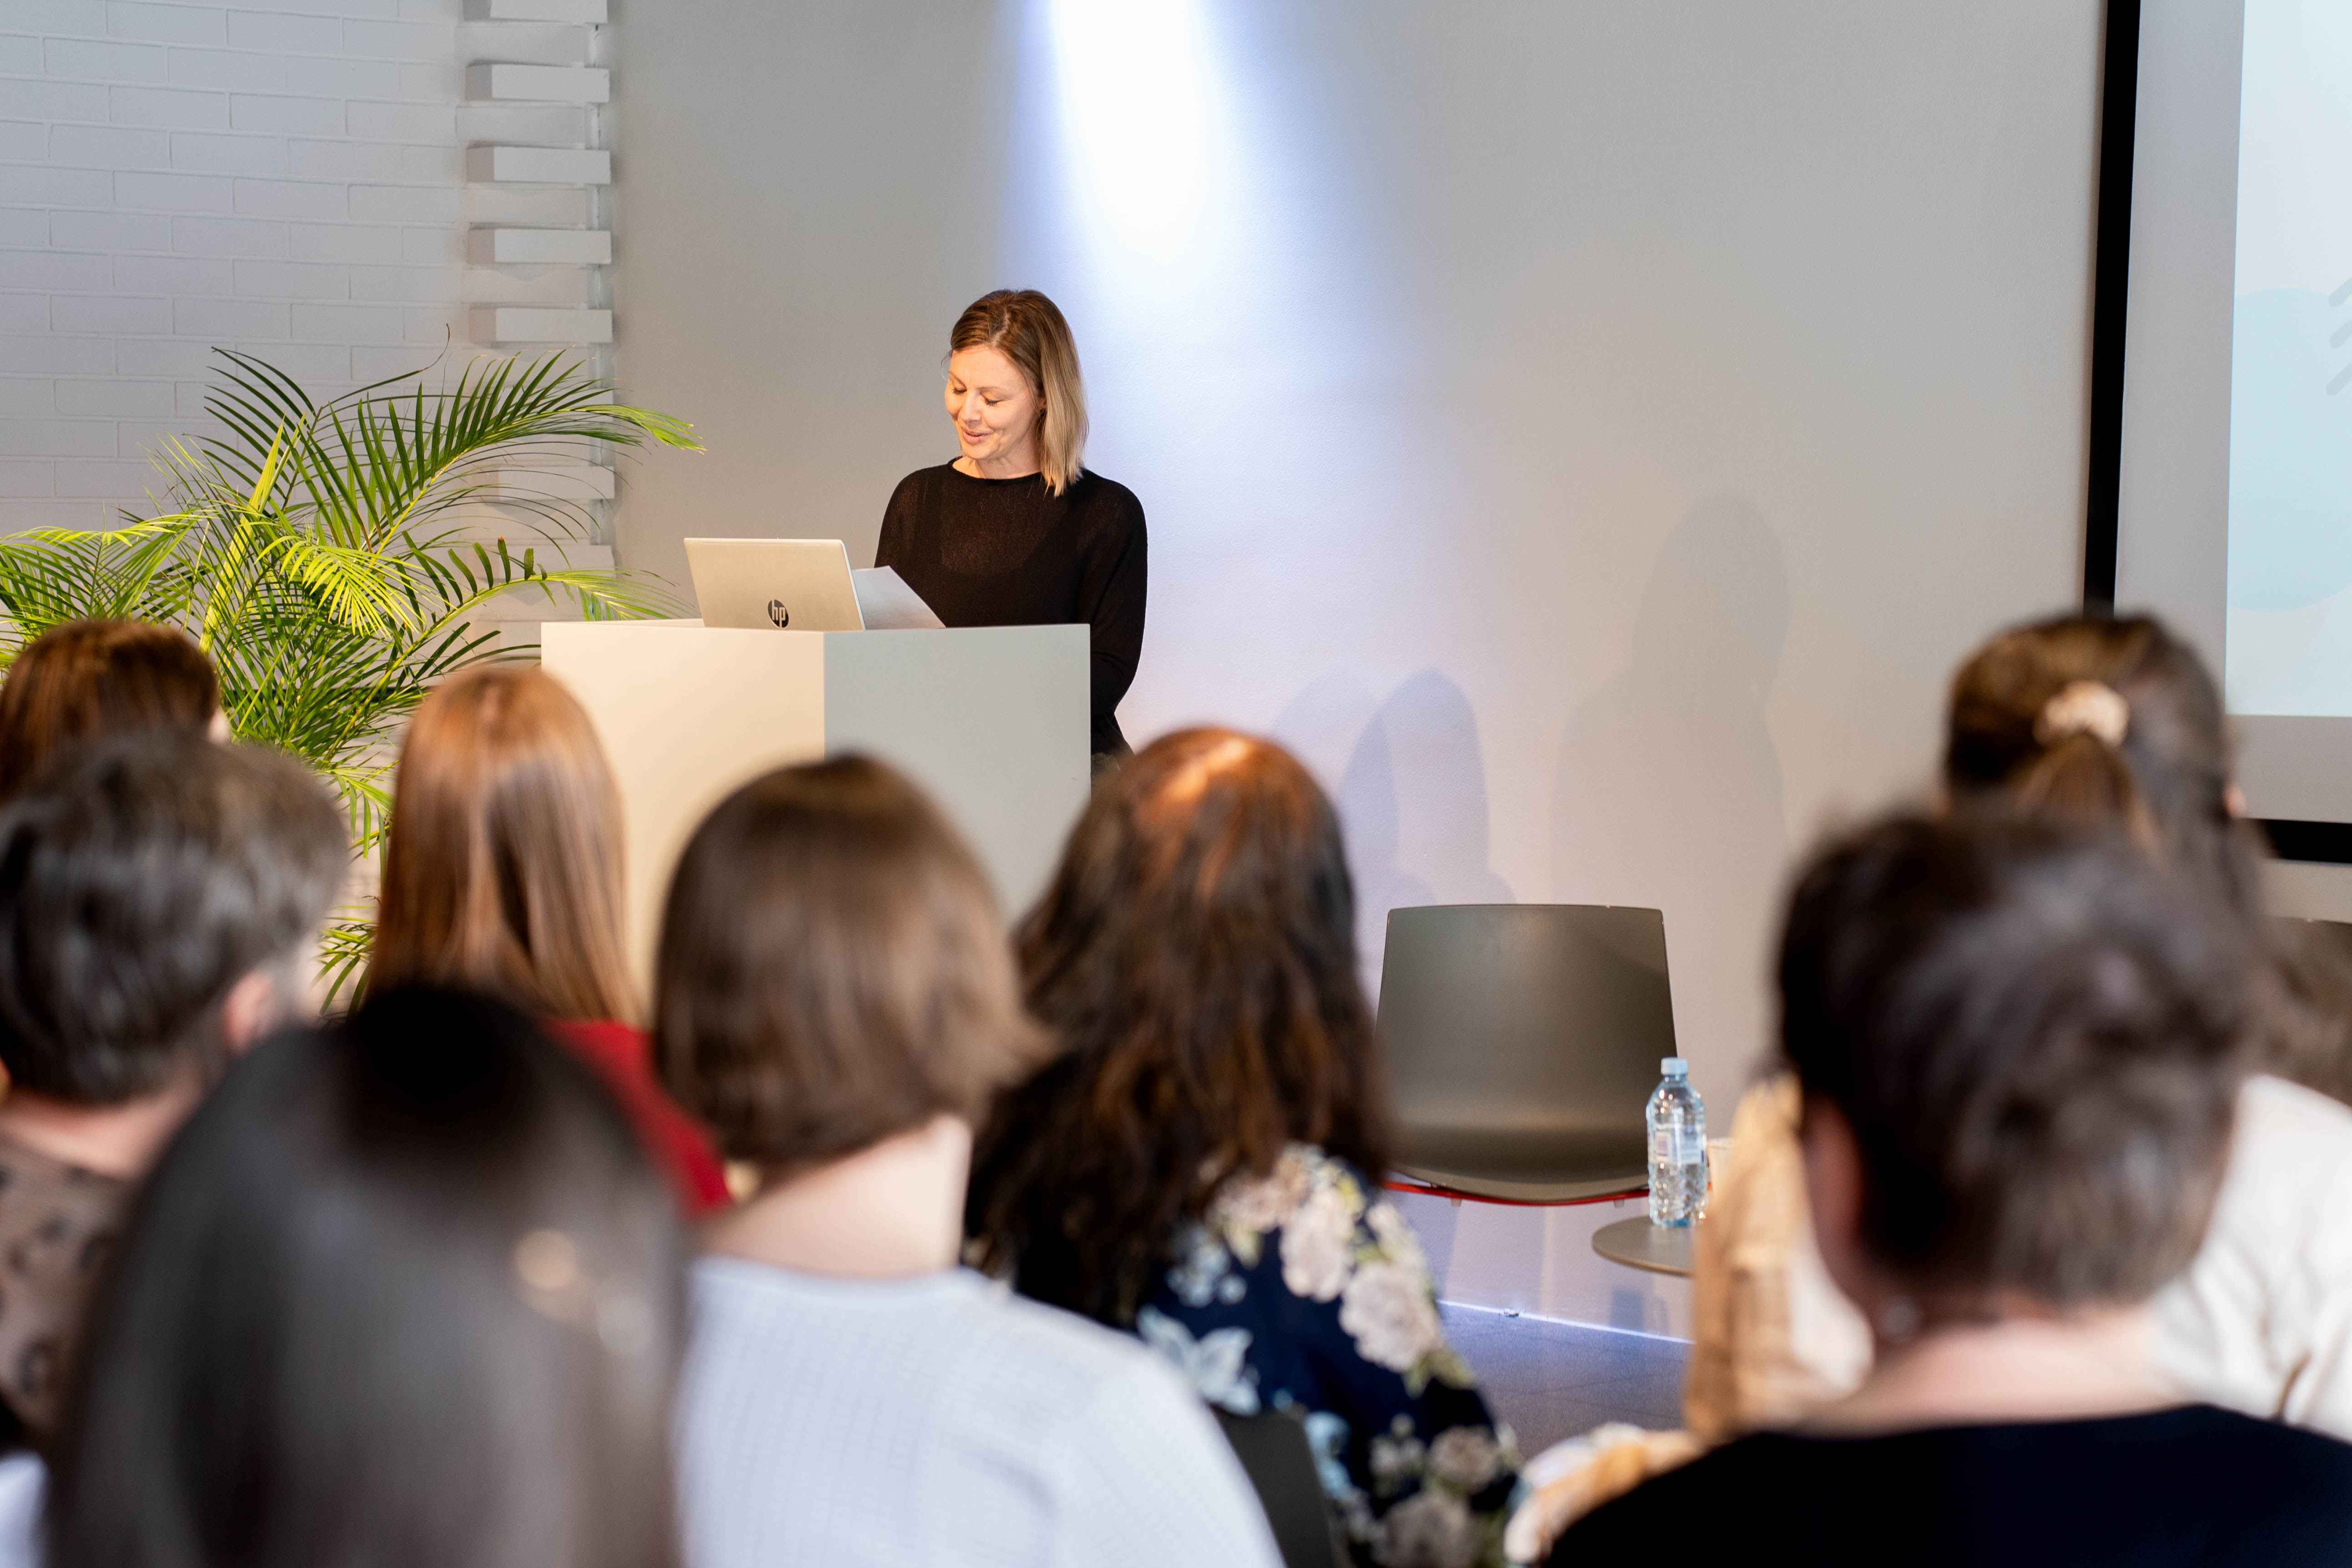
xmin=259 ymin=533 xmax=431 ymax=637
xmin=316 ymin=912 xmax=376 ymax=1011
xmin=203 ymin=347 xmax=699 ymax=555
xmin=0 ymin=348 xmax=698 ymax=988
xmin=0 ymin=515 xmax=201 ymax=662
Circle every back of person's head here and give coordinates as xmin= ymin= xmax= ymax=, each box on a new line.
xmin=0 ymin=731 xmax=343 ymax=1105
xmin=371 ymin=665 xmax=633 ymax=1021
xmin=0 ymin=619 xmax=219 ymax=801
xmin=1779 ymin=812 xmax=2252 ymax=1312
xmin=655 ymin=755 xmax=1042 ymax=1173
xmin=49 ymin=988 xmax=686 ymax=1568
xmin=1944 ymin=612 xmax=2253 ymax=914
xmin=1942 ymin=611 xmax=2352 ymax=1096
xmin=966 ymin=727 xmax=1390 ymax=1323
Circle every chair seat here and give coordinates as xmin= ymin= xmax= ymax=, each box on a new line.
xmin=1394 ymin=1119 xmax=1648 ymax=1203
xmin=1396 ymin=1121 xmax=1647 ymax=1195
xmin=1390 ymin=1165 xmax=1647 ymax=1204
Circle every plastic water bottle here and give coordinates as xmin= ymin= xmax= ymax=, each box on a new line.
xmin=1645 ymin=1057 xmax=1708 ymax=1226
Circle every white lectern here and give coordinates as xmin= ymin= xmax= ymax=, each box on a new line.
xmin=540 ymin=621 xmax=1091 ymax=985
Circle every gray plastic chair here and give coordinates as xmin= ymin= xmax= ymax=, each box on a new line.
xmin=1375 ymin=904 xmax=1676 ymax=1203
xmin=2279 ymin=914 xmax=2352 ymax=946
xmin=2274 ymin=917 xmax=2352 ymax=1064
xmin=1212 ymin=1408 xmax=1348 ymax=1568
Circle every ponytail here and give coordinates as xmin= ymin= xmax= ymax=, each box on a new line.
xmin=2010 ymin=733 xmax=2153 ymax=848
xmin=1945 ymin=612 xmax=2351 ymax=1101
xmin=2004 ymin=677 xmax=2155 ymax=846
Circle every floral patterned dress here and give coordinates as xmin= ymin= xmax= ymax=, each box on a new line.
xmin=1133 ymin=1144 xmax=1523 ymax=1568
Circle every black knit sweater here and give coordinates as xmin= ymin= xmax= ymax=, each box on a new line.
xmin=876 ymin=463 xmax=1148 ymax=756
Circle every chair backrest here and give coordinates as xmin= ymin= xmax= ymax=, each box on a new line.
xmin=2272 ymin=916 xmax=2352 ymax=1096
xmin=1211 ymin=1407 xmax=1348 ymax=1568
xmin=2279 ymin=914 xmax=2352 ymax=946
xmin=1377 ymin=904 xmax=1675 ymax=1196
xmin=2273 ymin=915 xmax=2352 ymax=999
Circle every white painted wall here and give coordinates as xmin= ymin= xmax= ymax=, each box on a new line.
xmin=0 ymin=0 xmax=612 ymax=551
xmin=609 ymin=1 xmax=2103 ymax=1323
xmin=604 ymin=0 xmax=1009 ymax=577
xmin=1395 ymin=1190 xmax=1691 ymax=1340
xmin=2268 ymin=859 xmax=2352 ymax=922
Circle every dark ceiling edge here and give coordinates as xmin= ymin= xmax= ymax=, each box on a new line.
xmin=2257 ymin=821 xmax=2352 ymax=867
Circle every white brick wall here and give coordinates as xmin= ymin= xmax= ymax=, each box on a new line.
xmin=0 ymin=0 xmax=612 ymax=545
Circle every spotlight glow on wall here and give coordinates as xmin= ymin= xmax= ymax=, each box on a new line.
xmin=1042 ymin=0 xmax=1249 ymax=301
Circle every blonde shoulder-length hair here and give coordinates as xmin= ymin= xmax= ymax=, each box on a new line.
xmin=950 ymin=289 xmax=1088 ymax=496
xmin=368 ymin=664 xmax=635 ymax=1022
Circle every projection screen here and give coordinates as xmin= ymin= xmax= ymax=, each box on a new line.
xmin=2114 ymin=0 xmax=2352 ymax=839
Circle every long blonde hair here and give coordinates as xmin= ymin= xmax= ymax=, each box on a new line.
xmin=369 ymin=665 xmax=634 ymax=1021
xmin=949 ymin=289 xmax=1088 ymax=495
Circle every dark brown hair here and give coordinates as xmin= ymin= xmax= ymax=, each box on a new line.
xmin=50 ymin=988 xmax=686 ymax=1568
xmin=1780 ymin=813 xmax=2251 ymax=1308
xmin=369 ymin=666 xmax=633 ymax=1022
xmin=0 ymin=731 xmax=345 ymax=1104
xmin=0 ymin=619 xmax=219 ymax=800
xmin=1944 ymin=612 xmax=2255 ymax=914
xmin=965 ymin=728 xmax=1392 ymax=1324
xmin=949 ymin=289 xmax=1087 ymax=495
xmin=654 ymin=756 xmax=1043 ymax=1171
xmin=1944 ymin=611 xmax=2352 ymax=1097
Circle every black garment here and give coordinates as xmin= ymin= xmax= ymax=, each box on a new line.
xmin=1552 ymin=1405 xmax=2352 ymax=1568
xmin=876 ymin=464 xmax=1147 ymax=756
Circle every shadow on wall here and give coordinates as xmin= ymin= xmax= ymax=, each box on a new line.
xmin=1271 ymin=668 xmax=1514 ymax=999
xmin=1550 ymin=495 xmax=1791 ymax=1080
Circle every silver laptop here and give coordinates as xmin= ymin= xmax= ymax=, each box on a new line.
xmin=683 ymin=538 xmax=942 ymax=632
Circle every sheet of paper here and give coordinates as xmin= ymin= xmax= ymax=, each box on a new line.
xmin=850 ymin=566 xmax=946 ymax=631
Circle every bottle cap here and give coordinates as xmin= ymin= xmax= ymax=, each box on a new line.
xmin=1661 ymin=1057 xmax=1686 ymax=1075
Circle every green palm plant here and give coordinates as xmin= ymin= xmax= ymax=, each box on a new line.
xmin=0 ymin=347 xmax=700 ymax=999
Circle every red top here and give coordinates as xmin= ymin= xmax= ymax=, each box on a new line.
xmin=546 ymin=1019 xmax=731 ymax=1217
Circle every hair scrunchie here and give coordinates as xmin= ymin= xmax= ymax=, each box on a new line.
xmin=2034 ymin=679 xmax=2130 ymax=749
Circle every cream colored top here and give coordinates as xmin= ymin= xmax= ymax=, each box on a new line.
xmin=1683 ymin=1071 xmax=2352 ymax=1445
xmin=2152 ymin=1073 xmax=2352 ymax=1435
xmin=1679 ymin=1073 xmax=1869 ymax=1441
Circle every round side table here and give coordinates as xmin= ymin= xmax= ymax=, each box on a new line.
xmin=1591 ymin=1215 xmax=1697 ymax=1277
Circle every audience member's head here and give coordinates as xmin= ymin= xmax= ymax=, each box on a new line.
xmin=0 ymin=730 xmax=343 ymax=1114
xmin=49 ymin=988 xmax=686 ymax=1568
xmin=655 ymin=755 xmax=1042 ymax=1177
xmin=371 ymin=665 xmax=633 ymax=1022
xmin=0 ymin=619 xmax=220 ymax=801
xmin=1944 ymin=612 xmax=2253 ymax=913
xmin=965 ymin=727 xmax=1390 ymax=1322
xmin=1944 ymin=610 xmax=2352 ymax=1097
xmin=1779 ymin=812 xmax=2251 ymax=1326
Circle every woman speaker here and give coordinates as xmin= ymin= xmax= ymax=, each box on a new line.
xmin=876 ymin=290 xmax=1147 ymax=769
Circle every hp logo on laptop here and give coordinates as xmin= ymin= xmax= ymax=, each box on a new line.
xmin=766 ymin=599 xmax=789 ymax=628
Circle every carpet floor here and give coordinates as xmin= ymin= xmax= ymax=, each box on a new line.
xmin=1438 ymin=1302 xmax=1690 ymax=1458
